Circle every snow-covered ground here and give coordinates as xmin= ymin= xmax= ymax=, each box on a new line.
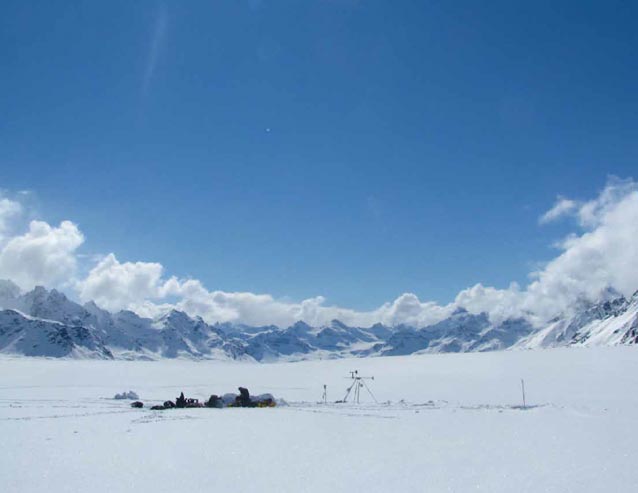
xmin=2 ymin=348 xmax=637 ymax=492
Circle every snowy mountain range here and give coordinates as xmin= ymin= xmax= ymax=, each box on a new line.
xmin=0 ymin=280 xmax=637 ymax=361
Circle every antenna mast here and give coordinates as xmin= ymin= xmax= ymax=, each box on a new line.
xmin=341 ymin=370 xmax=378 ymax=404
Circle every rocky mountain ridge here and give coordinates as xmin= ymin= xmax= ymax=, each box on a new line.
xmin=0 ymin=280 xmax=637 ymax=361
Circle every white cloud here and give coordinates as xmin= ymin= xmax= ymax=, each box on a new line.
xmin=76 ymin=256 xmax=454 ymax=327
xmin=575 ymin=176 xmax=637 ymax=227
xmin=142 ymin=3 xmax=168 ymax=96
xmin=459 ymin=177 xmax=638 ymax=323
xmin=77 ymin=253 xmax=178 ymax=312
xmin=370 ymin=293 xmax=454 ymax=328
xmin=0 ymin=220 xmax=84 ymax=290
xmin=454 ymin=283 xmax=526 ymax=324
xmin=74 ymin=253 xmax=456 ymax=327
xmin=0 ymin=197 xmax=22 ymax=242
xmin=2 ymin=177 xmax=638 ymax=328
xmin=524 ymin=178 xmax=638 ymax=315
xmin=539 ymin=196 xmax=578 ymax=224
xmin=163 ymin=286 xmax=453 ymax=328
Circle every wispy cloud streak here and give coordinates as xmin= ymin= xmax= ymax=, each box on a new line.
xmin=539 ymin=196 xmax=578 ymax=224
xmin=142 ymin=3 xmax=168 ymax=96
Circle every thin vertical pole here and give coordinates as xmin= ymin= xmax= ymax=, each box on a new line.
xmin=521 ymin=379 xmax=526 ymax=409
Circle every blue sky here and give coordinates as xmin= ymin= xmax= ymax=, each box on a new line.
xmin=1 ymin=0 xmax=637 ymax=312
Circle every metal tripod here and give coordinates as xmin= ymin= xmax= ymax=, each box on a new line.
xmin=342 ymin=370 xmax=378 ymax=404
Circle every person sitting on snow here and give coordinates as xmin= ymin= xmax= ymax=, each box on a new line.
xmin=176 ymin=392 xmax=186 ymax=408
xmin=237 ymin=387 xmax=252 ymax=407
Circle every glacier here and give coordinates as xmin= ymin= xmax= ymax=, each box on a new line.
xmin=1 ymin=347 xmax=638 ymax=493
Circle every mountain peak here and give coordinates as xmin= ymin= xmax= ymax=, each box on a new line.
xmin=48 ymin=288 xmax=68 ymax=302
xmin=0 ymin=279 xmax=21 ymax=295
xmin=451 ymin=307 xmax=469 ymax=316
xmin=598 ymin=286 xmax=624 ymax=302
xmin=83 ymin=300 xmax=100 ymax=310
xmin=0 ymin=279 xmax=21 ymax=308
xmin=162 ymin=308 xmax=188 ymax=319
xmin=290 ymin=320 xmax=312 ymax=329
xmin=30 ymin=285 xmax=48 ymax=296
xmin=1 ymin=277 xmax=638 ymax=361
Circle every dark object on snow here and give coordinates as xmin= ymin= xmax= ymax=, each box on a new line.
xmin=151 ymin=388 xmax=276 ymax=411
xmin=230 ymin=388 xmax=276 ymax=408
xmin=153 ymin=396 xmax=202 ymax=410
xmin=131 ymin=401 xmax=144 ymax=408
xmin=205 ymin=395 xmax=222 ymax=408
xmin=236 ymin=387 xmax=252 ymax=407
xmin=185 ymin=398 xmax=202 ymax=408
xmin=256 ymin=397 xmax=275 ymax=408
xmin=150 ymin=400 xmax=176 ymax=411
xmin=174 ymin=393 xmax=202 ymax=409
xmin=176 ymin=392 xmax=186 ymax=408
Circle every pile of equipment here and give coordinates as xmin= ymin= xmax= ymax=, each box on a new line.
xmin=143 ymin=387 xmax=276 ymax=411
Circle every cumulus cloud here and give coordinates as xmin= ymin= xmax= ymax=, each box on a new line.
xmin=459 ymin=177 xmax=638 ymax=323
xmin=454 ymin=283 xmax=526 ymax=323
xmin=1 ymin=177 xmax=638 ymax=328
xmin=77 ymin=253 xmax=177 ymax=311
xmin=75 ymin=253 xmax=456 ymax=326
xmin=369 ymin=293 xmax=454 ymax=328
xmin=76 ymin=256 xmax=454 ymax=327
xmin=524 ymin=178 xmax=638 ymax=315
xmin=0 ymin=220 xmax=84 ymax=290
xmin=0 ymin=197 xmax=22 ymax=241
xmin=575 ymin=177 xmax=637 ymax=227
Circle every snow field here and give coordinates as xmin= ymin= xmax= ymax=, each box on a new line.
xmin=1 ymin=347 xmax=637 ymax=492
